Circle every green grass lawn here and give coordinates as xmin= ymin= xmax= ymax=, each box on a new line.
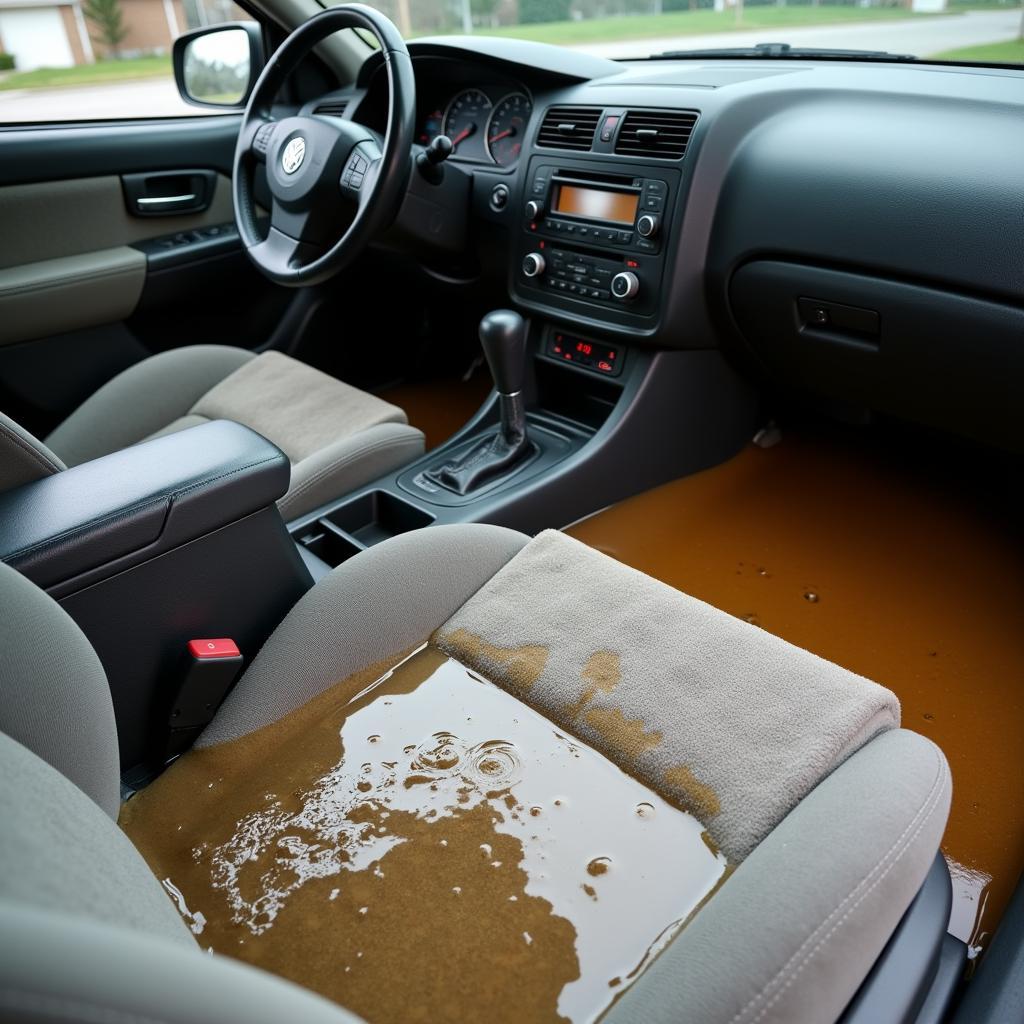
xmin=461 ymin=5 xmax=950 ymax=47
xmin=0 ymin=55 xmax=171 ymax=91
xmin=928 ymin=38 xmax=1024 ymax=61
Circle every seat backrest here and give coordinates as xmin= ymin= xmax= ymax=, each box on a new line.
xmin=0 ymin=559 xmax=116 ymax=816
xmin=0 ymin=559 xmax=363 ymax=1024
xmin=0 ymin=411 xmax=64 ymax=495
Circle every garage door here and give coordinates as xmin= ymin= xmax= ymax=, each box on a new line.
xmin=0 ymin=6 xmax=75 ymax=71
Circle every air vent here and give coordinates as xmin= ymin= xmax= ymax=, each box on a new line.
xmin=615 ymin=109 xmax=698 ymax=159
xmin=537 ymin=106 xmax=602 ymax=151
xmin=314 ymin=100 xmax=348 ymax=117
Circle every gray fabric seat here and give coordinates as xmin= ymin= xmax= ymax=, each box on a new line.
xmin=0 ymin=345 xmax=425 ymax=521
xmin=0 ymin=526 xmax=951 ymax=1024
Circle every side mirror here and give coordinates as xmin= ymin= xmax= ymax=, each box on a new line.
xmin=173 ymin=23 xmax=264 ymax=110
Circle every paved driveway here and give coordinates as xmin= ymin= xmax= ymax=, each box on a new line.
xmin=1 ymin=76 xmax=214 ymax=124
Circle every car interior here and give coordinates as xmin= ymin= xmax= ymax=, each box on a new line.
xmin=1 ymin=2 xmax=1022 ymax=1022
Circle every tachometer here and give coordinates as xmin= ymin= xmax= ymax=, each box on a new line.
xmin=443 ymin=88 xmax=492 ymax=159
xmin=486 ymin=92 xmax=532 ymax=167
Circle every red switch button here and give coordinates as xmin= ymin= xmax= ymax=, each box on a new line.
xmin=188 ymin=638 xmax=241 ymax=660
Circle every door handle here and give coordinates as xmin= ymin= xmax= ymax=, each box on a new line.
xmin=121 ymin=170 xmax=217 ymax=218
xmin=136 ymin=194 xmax=199 ymax=208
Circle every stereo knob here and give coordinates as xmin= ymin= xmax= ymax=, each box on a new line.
xmin=637 ymin=213 xmax=660 ymax=238
xmin=522 ymin=252 xmax=546 ymax=278
xmin=611 ymin=271 xmax=639 ymax=300
xmin=525 ymin=200 xmax=544 ymax=221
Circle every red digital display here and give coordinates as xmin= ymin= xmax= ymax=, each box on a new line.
xmin=550 ymin=333 xmax=620 ymax=376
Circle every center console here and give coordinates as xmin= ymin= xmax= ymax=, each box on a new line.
xmin=511 ymin=155 xmax=682 ymax=335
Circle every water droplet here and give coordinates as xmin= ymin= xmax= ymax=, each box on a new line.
xmin=924 ymin=712 xmax=935 ymax=721
xmin=451 ymin=886 xmax=462 ymax=895
xmin=587 ymin=856 xmax=612 ymax=877
xmin=635 ymin=802 xmax=655 ymax=820
xmin=523 ymin=931 xmax=533 ymax=945
xmin=582 ymin=883 xmax=598 ymax=900
xmin=803 ymin=591 xmax=819 ymax=603
xmin=329 ymin=888 xmax=339 ymax=901
xmin=358 ymin=906 xmax=368 ymax=915
xmin=356 ymin=780 xmax=372 ymax=792
xmin=367 ymin=735 xmax=381 ymax=744
xmin=529 ymin=806 xmax=542 ymax=817
xmin=553 ymin=799 xmax=564 ymax=807
xmin=758 ymin=567 xmax=770 ymax=577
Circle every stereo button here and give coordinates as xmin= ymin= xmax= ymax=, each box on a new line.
xmin=611 ymin=272 xmax=640 ymax=301
xmin=522 ymin=252 xmax=546 ymax=278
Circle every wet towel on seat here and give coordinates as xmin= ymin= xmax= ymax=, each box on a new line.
xmin=435 ymin=529 xmax=900 ymax=862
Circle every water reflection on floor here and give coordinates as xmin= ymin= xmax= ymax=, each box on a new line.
xmin=132 ymin=647 xmax=726 ymax=1024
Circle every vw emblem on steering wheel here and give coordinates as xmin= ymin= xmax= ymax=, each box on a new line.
xmin=281 ymin=137 xmax=306 ymax=175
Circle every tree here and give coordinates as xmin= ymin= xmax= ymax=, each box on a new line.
xmin=83 ymin=0 xmax=128 ymax=57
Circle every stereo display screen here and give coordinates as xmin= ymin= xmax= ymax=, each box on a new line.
xmin=553 ymin=184 xmax=638 ymax=225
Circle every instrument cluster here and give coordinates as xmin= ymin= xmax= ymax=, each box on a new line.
xmin=418 ymin=86 xmax=533 ymax=168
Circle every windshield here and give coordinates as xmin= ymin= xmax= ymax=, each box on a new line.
xmin=355 ymin=0 xmax=1024 ymax=67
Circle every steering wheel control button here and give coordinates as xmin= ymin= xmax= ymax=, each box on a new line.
xmin=253 ymin=123 xmax=275 ymax=157
xmin=281 ymin=136 xmax=307 ymax=175
xmin=522 ymin=252 xmax=546 ymax=278
xmin=611 ymin=271 xmax=640 ymax=301
xmin=342 ymin=151 xmax=370 ymax=190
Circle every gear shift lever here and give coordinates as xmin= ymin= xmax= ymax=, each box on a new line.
xmin=424 ymin=309 xmax=534 ymax=495
xmin=480 ymin=309 xmax=528 ymax=447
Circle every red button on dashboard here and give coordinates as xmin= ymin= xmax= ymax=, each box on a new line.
xmin=188 ymin=638 xmax=241 ymax=660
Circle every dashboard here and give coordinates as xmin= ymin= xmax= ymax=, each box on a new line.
xmin=331 ymin=37 xmax=1024 ymax=452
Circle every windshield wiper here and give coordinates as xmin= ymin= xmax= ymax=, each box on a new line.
xmin=651 ymin=42 xmax=917 ymax=61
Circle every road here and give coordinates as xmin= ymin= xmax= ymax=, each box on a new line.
xmin=0 ymin=10 xmax=1020 ymax=123
xmin=571 ymin=9 xmax=1022 ymax=59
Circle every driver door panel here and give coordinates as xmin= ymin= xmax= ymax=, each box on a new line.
xmin=0 ymin=116 xmax=291 ymax=436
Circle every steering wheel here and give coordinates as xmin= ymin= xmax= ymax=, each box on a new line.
xmin=233 ymin=4 xmax=415 ymax=287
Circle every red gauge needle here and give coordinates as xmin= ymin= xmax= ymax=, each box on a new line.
xmin=450 ymin=125 xmax=475 ymax=148
xmin=489 ymin=128 xmax=515 ymax=144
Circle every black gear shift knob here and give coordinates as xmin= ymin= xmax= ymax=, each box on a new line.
xmin=479 ymin=309 xmax=526 ymax=397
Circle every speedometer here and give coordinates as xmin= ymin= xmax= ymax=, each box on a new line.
xmin=443 ymin=88 xmax=492 ymax=160
xmin=486 ymin=92 xmax=532 ymax=167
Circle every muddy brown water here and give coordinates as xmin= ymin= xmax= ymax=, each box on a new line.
xmin=122 ymin=647 xmax=726 ymax=1023
xmin=569 ymin=432 xmax=1024 ymax=952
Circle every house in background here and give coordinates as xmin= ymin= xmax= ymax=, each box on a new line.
xmin=0 ymin=0 xmax=236 ymax=70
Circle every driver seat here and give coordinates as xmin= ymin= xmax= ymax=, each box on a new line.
xmin=0 ymin=344 xmax=425 ymax=521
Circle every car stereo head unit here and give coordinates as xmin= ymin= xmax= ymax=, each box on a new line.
xmin=523 ymin=165 xmax=670 ymax=257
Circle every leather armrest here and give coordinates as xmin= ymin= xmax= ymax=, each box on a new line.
xmin=0 ymin=420 xmax=289 ymax=592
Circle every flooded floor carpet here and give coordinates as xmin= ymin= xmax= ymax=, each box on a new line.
xmin=379 ymin=372 xmax=492 ymax=452
xmin=567 ymin=427 xmax=1024 ymax=955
